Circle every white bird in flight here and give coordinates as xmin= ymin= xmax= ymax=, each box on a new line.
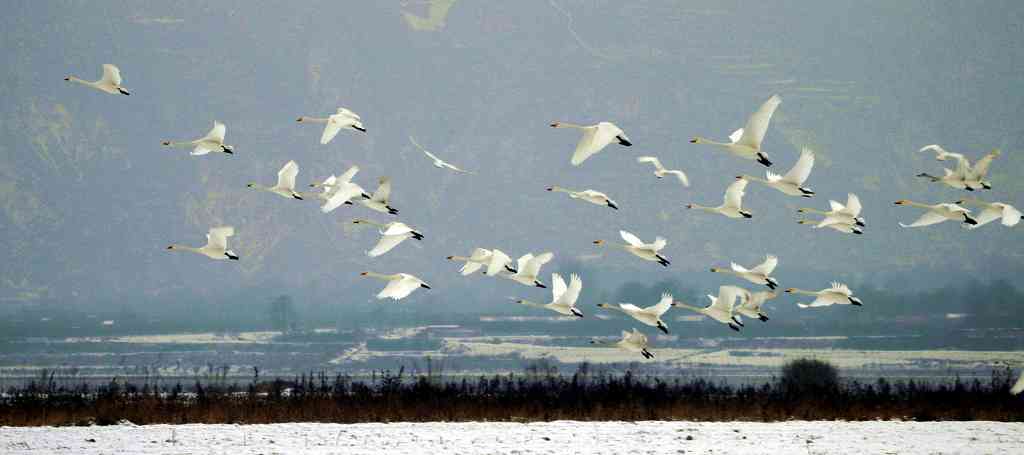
xmin=798 ymin=193 xmax=865 ymax=228
xmin=65 ymin=64 xmax=130 ymax=95
xmin=297 ymin=107 xmax=366 ymax=144
xmin=550 ymin=121 xmax=632 ymax=166
xmin=637 ymin=156 xmax=690 ymax=187
xmin=502 ymin=252 xmax=555 ymax=288
xmin=687 ymin=178 xmax=753 ymax=219
xmin=787 ymin=282 xmax=864 ymax=308
xmin=739 ymin=148 xmax=815 ymax=197
xmin=359 ymin=177 xmax=399 ymax=215
xmin=312 ymin=165 xmax=371 ymax=214
xmin=409 ymin=136 xmax=472 ymax=173
xmin=593 ymin=230 xmax=669 ymax=267
xmin=597 ymin=293 xmax=674 ymax=334
xmin=590 ymin=328 xmax=654 ymax=359
xmin=248 ymin=160 xmax=303 ymax=200
xmin=162 ymin=121 xmax=234 ymax=155
xmin=447 ymin=248 xmax=496 ymax=276
xmin=352 ymin=219 xmax=424 ymax=257
xmin=917 ymin=146 xmax=1000 ymax=191
xmin=797 ymin=218 xmax=864 ymax=235
xmin=547 ymin=186 xmax=619 ymax=210
xmin=956 ymin=198 xmax=1022 ymax=229
xmin=894 ymin=199 xmax=977 ymax=228
xmin=735 ymin=289 xmax=777 ymax=322
xmin=360 ymin=272 xmax=430 ymax=300
xmin=166 ymin=226 xmax=239 ymax=261
xmin=672 ymin=286 xmax=746 ymax=331
xmin=514 ymin=273 xmax=584 ymax=318
xmin=690 ymin=94 xmax=781 ymax=167
xmin=710 ymin=255 xmax=779 ymax=290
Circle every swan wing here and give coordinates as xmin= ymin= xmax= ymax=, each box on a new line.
xmin=381 ymin=222 xmax=414 ymax=236
xmin=370 ymin=177 xmax=391 ymax=203
xmin=460 ymin=262 xmax=484 ymax=276
xmin=203 ymin=122 xmax=226 ymax=143
xmin=559 ymin=273 xmax=583 ymax=307
xmin=968 ymin=205 xmax=1004 ymax=229
xmin=320 ymin=116 xmax=345 ymax=144
xmin=191 ymin=144 xmax=215 ymax=156
xmin=728 ymin=128 xmax=744 ymax=144
xmin=1000 ymin=204 xmax=1022 ymax=226
xmin=321 ymin=183 xmax=362 ymax=213
xmin=468 ymin=248 xmax=493 ymax=262
xmin=523 ymin=252 xmax=554 ymax=277
xmin=551 ymin=273 xmax=568 ymax=302
xmin=970 ymin=149 xmax=1000 ymax=178
xmin=828 ymin=200 xmax=846 ymax=212
xmin=750 ymin=255 xmax=778 ymax=276
xmin=711 ymin=286 xmax=742 ymax=313
xmin=619 ymin=230 xmax=645 ymax=247
xmin=1011 ymin=372 xmax=1024 ymax=395
xmin=730 ymin=262 xmax=750 ymax=273
xmin=724 ymin=179 xmax=748 ymax=209
xmin=918 ymin=144 xmax=949 ymax=158
xmin=338 ymin=165 xmax=360 ymax=184
xmin=782 ymin=148 xmax=815 ymax=184
xmin=829 ymin=282 xmax=852 ymax=295
xmin=101 ymin=64 xmax=122 ymax=85
xmin=378 ymin=276 xmax=416 ymax=300
xmin=368 ymin=233 xmax=410 ymax=257
xmin=487 ymin=250 xmax=512 ymax=276
xmin=665 ymin=170 xmax=690 ymax=187
xmin=206 ymin=226 xmax=234 ymax=250
xmin=844 ymin=194 xmax=862 ymax=216
xmin=737 ymin=95 xmax=781 ymax=148
xmin=636 ymin=156 xmax=664 ymax=171
xmin=409 ymin=136 xmax=444 ymax=163
xmin=645 ymin=293 xmax=673 ymax=317
xmin=650 ymin=236 xmax=667 ymax=252
xmin=899 ymin=211 xmax=949 ymax=228
xmin=570 ymin=126 xmax=604 ymax=166
xmin=618 ymin=303 xmax=644 ymax=313
xmin=336 ymin=108 xmax=361 ymax=120
xmin=276 ymin=160 xmax=299 ymax=191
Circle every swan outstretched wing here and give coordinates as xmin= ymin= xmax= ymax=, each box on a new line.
xmin=486 ymin=250 xmax=513 ymax=276
xmin=370 ymin=177 xmax=391 ymax=203
xmin=336 ymin=108 xmax=361 ymax=120
xmin=381 ymin=222 xmax=414 ymax=236
xmin=410 ymin=136 xmax=440 ymax=162
xmin=321 ymin=183 xmax=363 ymax=213
xmin=724 ymin=179 xmax=748 ymax=209
xmin=782 ymin=148 xmax=815 ymax=184
xmin=569 ymin=126 xmax=603 ymax=166
xmin=637 ymin=156 xmax=665 ymax=171
xmin=368 ymin=234 xmax=410 ymax=257
xmin=338 ymin=165 xmax=360 ymax=184
xmin=730 ymin=262 xmax=750 ymax=273
xmin=550 ymin=273 xmax=568 ymax=302
xmin=378 ymin=276 xmax=417 ymax=300
xmin=665 ymin=170 xmax=690 ymax=187
xmin=206 ymin=226 xmax=234 ymax=250
xmin=899 ymin=211 xmax=949 ymax=228
xmin=101 ymin=64 xmax=122 ymax=86
xmin=711 ymin=286 xmax=743 ymax=313
xmin=737 ymin=95 xmax=780 ymax=148
xmin=1000 ymin=204 xmax=1022 ymax=226
xmin=650 ymin=237 xmax=667 ymax=251
xmin=645 ymin=293 xmax=673 ymax=317
xmin=203 ymin=122 xmax=226 ymax=143
xmin=321 ymin=117 xmax=345 ymax=144
xmin=276 ymin=160 xmax=299 ymax=191
xmin=844 ymin=194 xmax=862 ymax=216
xmin=619 ymin=230 xmax=645 ymax=247
xmin=728 ymin=128 xmax=744 ymax=144
xmin=750 ymin=255 xmax=778 ymax=276
xmin=558 ymin=273 xmax=583 ymax=307
xmin=522 ymin=252 xmax=554 ymax=277
xmin=829 ymin=282 xmax=852 ymax=295
xmin=970 ymin=149 xmax=1000 ymax=178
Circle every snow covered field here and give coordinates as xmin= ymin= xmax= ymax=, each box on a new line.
xmin=2 ymin=421 xmax=1022 ymax=454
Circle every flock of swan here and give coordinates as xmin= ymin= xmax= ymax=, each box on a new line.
xmin=65 ymin=63 xmax=1020 ymax=362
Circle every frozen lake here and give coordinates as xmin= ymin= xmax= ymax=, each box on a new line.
xmin=2 ymin=420 xmax=1022 ymax=454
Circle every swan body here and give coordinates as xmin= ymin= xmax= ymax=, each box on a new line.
xmin=359 ymin=177 xmax=398 ymax=215
xmin=740 ymin=148 xmax=815 ymax=197
xmin=798 ymin=193 xmax=865 ymax=228
xmin=163 ymin=121 xmax=234 ymax=155
xmin=297 ymin=107 xmax=365 ymax=144
xmin=515 ymin=273 xmax=584 ymax=317
xmin=447 ymin=248 xmax=495 ymax=276
xmin=686 ymin=178 xmax=752 ymax=219
xmin=710 ymin=255 xmax=779 ymax=289
xmin=503 ymin=252 xmax=554 ymax=288
xmin=593 ymin=230 xmax=669 ymax=267
xmin=918 ymin=146 xmax=999 ymax=190
xmin=787 ymin=282 xmax=864 ymax=308
xmin=671 ymin=286 xmax=745 ymax=331
xmin=597 ymin=293 xmax=674 ymax=334
xmin=65 ymin=64 xmax=130 ymax=95
xmin=735 ymin=289 xmax=777 ymax=322
xmin=353 ymin=219 xmax=423 ymax=257
xmin=590 ymin=328 xmax=653 ymax=359
xmin=360 ymin=271 xmax=429 ymax=300
xmin=166 ymin=226 xmax=239 ymax=261
xmin=547 ymin=186 xmax=618 ymax=210
xmin=410 ymin=136 xmax=472 ymax=173
xmin=894 ymin=200 xmax=977 ymax=228
xmin=248 ymin=160 xmax=303 ymax=200
xmin=313 ymin=166 xmax=371 ymax=214
xmin=797 ymin=218 xmax=864 ymax=235
xmin=550 ymin=121 xmax=631 ymax=166
xmin=690 ymin=94 xmax=780 ymax=167
xmin=956 ymin=198 xmax=1022 ymax=229
xmin=637 ymin=156 xmax=689 ymax=186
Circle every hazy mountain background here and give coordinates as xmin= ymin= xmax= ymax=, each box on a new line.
xmin=2 ymin=1 xmax=1022 ymax=328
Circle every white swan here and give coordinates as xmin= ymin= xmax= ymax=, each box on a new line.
xmin=690 ymin=94 xmax=780 ymax=167
xmin=798 ymin=193 xmax=865 ymax=228
xmin=547 ymin=186 xmax=618 ymax=210
xmin=484 ymin=249 xmax=517 ymax=276
xmin=735 ymin=289 xmax=777 ymax=322
xmin=409 ymin=136 xmax=472 ymax=173
xmin=796 ymin=218 xmax=864 ymax=235
xmin=671 ymin=286 xmax=744 ymax=331
xmin=65 ymin=64 xmax=129 ymax=95
xmin=503 ymin=252 xmax=554 ymax=288
xmin=550 ymin=121 xmax=631 ymax=166
xmin=352 ymin=219 xmax=423 ymax=257
xmin=964 ymin=149 xmax=1000 ymax=190
xmin=597 ymin=293 xmax=674 ymax=334
xmin=593 ymin=230 xmax=669 ymax=267
xmin=248 ymin=160 xmax=303 ymax=200
xmin=166 ymin=226 xmax=239 ymax=261
xmin=360 ymin=272 xmax=430 ymax=300
xmin=710 ymin=255 xmax=779 ymax=290
xmin=447 ymin=248 xmax=494 ymax=276
xmin=313 ymin=166 xmax=370 ymax=214
xmin=296 ymin=107 xmax=365 ymax=144
xmin=686 ymin=178 xmax=752 ymax=219
xmin=637 ymin=156 xmax=689 ymax=187
xmin=739 ymin=148 xmax=815 ymax=197
xmin=162 ymin=121 xmax=234 ymax=155
xmin=590 ymin=328 xmax=653 ymax=359
xmin=359 ymin=177 xmax=398 ymax=215
xmin=787 ymin=282 xmax=863 ymax=308
xmin=514 ymin=273 xmax=584 ymax=317
xmin=956 ymin=198 xmax=1022 ymax=229
xmin=894 ymin=199 xmax=977 ymax=228
xmin=917 ymin=147 xmax=1000 ymax=191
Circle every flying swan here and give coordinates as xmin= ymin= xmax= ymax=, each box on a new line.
xmin=894 ymin=200 xmax=977 ymax=228
xmin=686 ymin=178 xmax=752 ymax=219
xmin=547 ymin=186 xmax=619 ymax=210
xmin=672 ymin=286 xmax=745 ymax=331
xmin=65 ymin=64 xmax=129 ymax=95
xmin=248 ymin=160 xmax=303 ymax=200
xmin=352 ymin=219 xmax=424 ymax=257
xmin=514 ymin=273 xmax=584 ymax=317
xmin=710 ymin=255 xmax=779 ymax=290
xmin=739 ymin=147 xmax=815 ymax=197
xmin=787 ymin=282 xmax=863 ymax=308
xmin=360 ymin=272 xmax=430 ymax=300
xmin=410 ymin=136 xmax=472 ymax=174
xmin=550 ymin=121 xmax=632 ymax=166
xmin=597 ymin=293 xmax=674 ymax=334
xmin=166 ymin=226 xmax=239 ymax=261
xmin=590 ymin=328 xmax=654 ymax=359
xmin=690 ymin=95 xmax=780 ymax=167
xmin=297 ymin=107 xmax=366 ymax=144
xmin=162 ymin=121 xmax=234 ymax=155
xmin=593 ymin=230 xmax=669 ymax=266
xmin=637 ymin=156 xmax=689 ymax=187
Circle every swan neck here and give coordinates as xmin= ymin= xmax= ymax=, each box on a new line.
xmin=299 ymin=117 xmax=329 ymax=123
xmin=673 ymin=302 xmax=703 ymax=313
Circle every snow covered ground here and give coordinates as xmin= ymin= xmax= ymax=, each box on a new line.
xmin=2 ymin=420 xmax=1022 ymax=454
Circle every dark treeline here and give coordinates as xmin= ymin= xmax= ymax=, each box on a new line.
xmin=3 ymin=360 xmax=1023 ymax=426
